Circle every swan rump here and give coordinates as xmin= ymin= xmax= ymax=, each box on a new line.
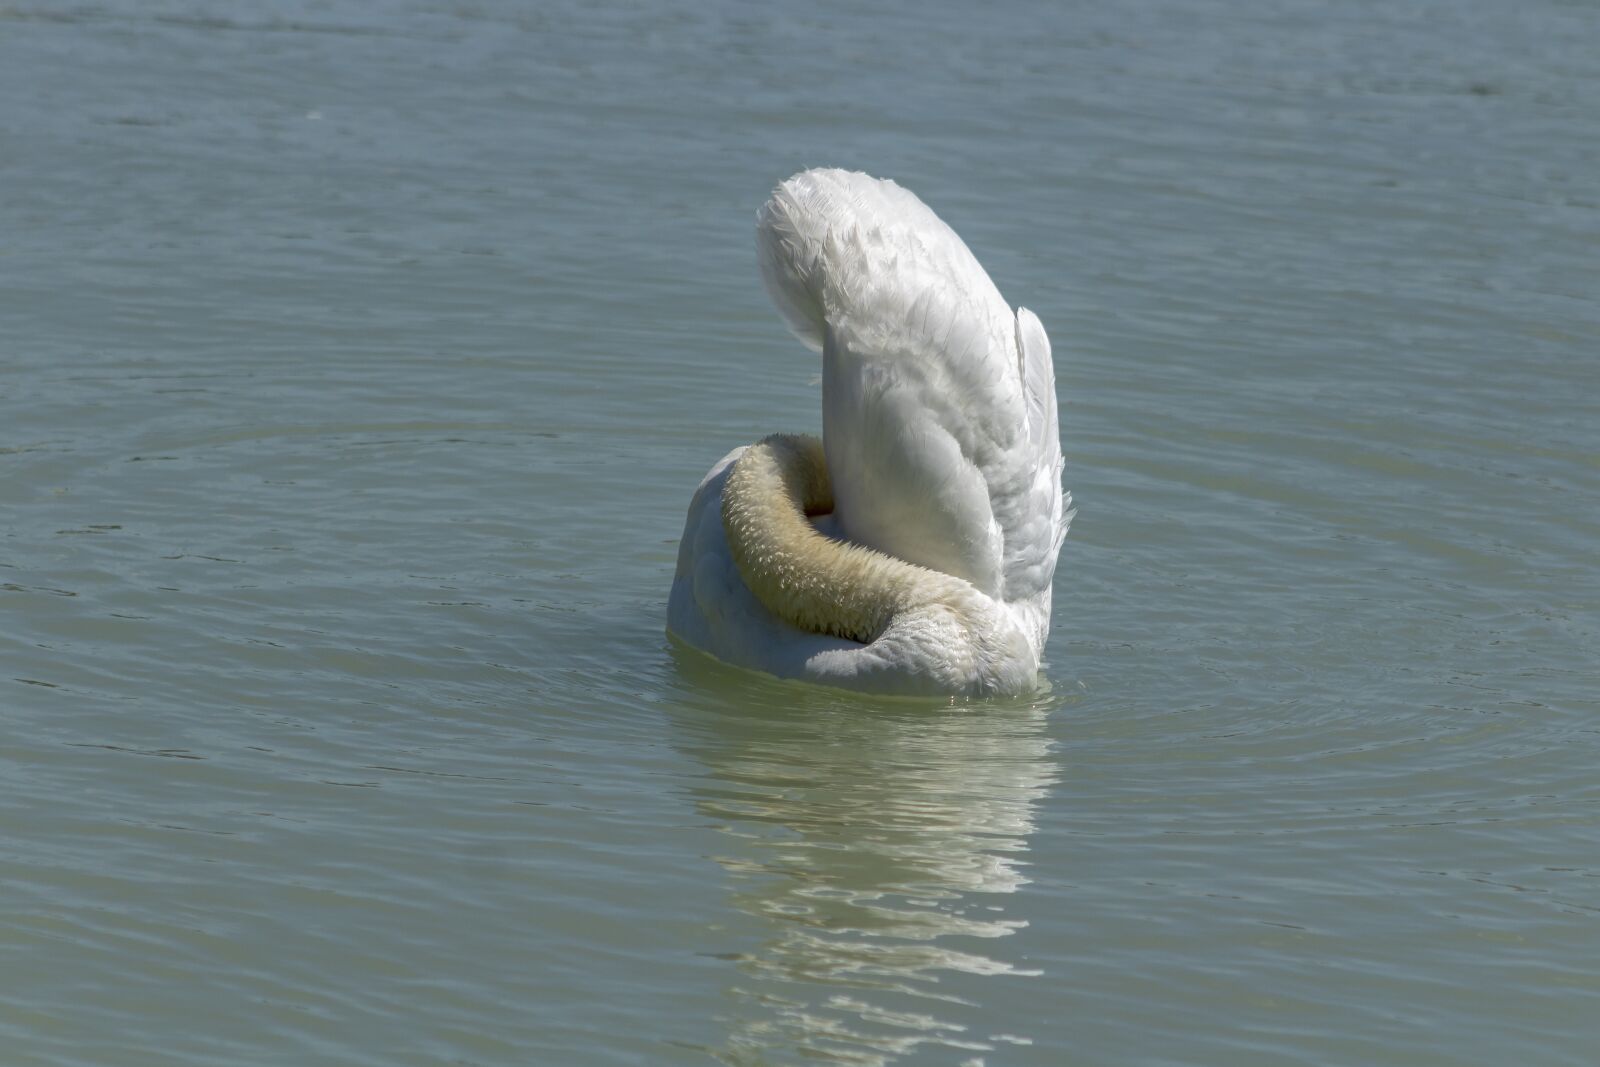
xmin=667 ymin=168 xmax=1070 ymax=697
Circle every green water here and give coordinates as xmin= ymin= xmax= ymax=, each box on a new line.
xmin=3 ymin=1 xmax=1597 ymax=1063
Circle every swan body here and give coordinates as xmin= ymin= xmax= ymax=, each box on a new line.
xmin=667 ymin=168 xmax=1070 ymax=697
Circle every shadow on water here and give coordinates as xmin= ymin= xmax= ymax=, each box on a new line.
xmin=664 ymin=644 xmax=1064 ymax=1065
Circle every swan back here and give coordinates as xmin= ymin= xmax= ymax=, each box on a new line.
xmin=755 ymin=169 xmax=1068 ymax=647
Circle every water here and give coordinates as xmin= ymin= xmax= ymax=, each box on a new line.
xmin=3 ymin=0 xmax=1597 ymax=1063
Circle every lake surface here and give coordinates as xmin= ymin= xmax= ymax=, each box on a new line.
xmin=3 ymin=0 xmax=1598 ymax=1063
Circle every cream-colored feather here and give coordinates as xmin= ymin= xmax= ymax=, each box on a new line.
xmin=721 ymin=434 xmax=976 ymax=645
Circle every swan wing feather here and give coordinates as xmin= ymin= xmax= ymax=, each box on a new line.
xmin=756 ymin=169 xmax=1063 ymax=607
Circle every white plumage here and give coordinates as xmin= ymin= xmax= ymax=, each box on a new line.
xmin=667 ymin=168 xmax=1071 ymax=697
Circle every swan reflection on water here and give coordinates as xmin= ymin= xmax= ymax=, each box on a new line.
xmin=669 ymin=650 xmax=1060 ymax=1064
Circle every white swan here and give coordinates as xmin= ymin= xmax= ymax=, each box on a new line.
xmin=667 ymin=168 xmax=1071 ymax=697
